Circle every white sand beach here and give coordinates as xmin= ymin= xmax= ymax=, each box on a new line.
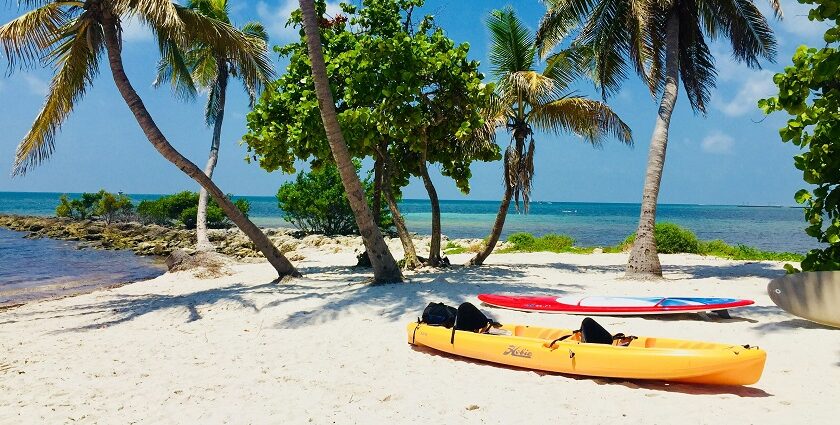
xmin=1 ymin=251 xmax=838 ymax=424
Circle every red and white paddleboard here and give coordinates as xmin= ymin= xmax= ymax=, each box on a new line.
xmin=477 ymin=294 xmax=754 ymax=316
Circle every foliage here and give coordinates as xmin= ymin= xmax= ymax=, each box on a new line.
xmin=698 ymin=239 xmax=803 ymax=262
xmin=56 ymin=190 xmax=133 ymax=223
xmin=137 ymin=191 xmax=249 ymax=229
xmin=613 ymin=222 xmax=701 ymax=254
xmin=277 ymin=161 xmax=391 ymax=235
xmin=759 ymin=0 xmax=840 ymax=271
xmin=486 ymin=7 xmax=632 ymax=211
xmin=0 ymin=0 xmax=275 ymax=176
xmin=443 ymin=241 xmax=468 ymax=254
xmin=94 ymin=190 xmax=134 ymax=224
xmin=243 ymin=0 xmax=499 ymax=194
xmin=500 ymin=232 xmax=592 ymax=254
xmin=536 ymin=0 xmax=779 ymax=112
xmin=154 ymin=0 xmax=274 ymax=124
xmin=605 ymin=222 xmax=802 ymax=261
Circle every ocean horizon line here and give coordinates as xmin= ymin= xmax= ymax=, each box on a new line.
xmin=0 ymin=190 xmax=801 ymax=209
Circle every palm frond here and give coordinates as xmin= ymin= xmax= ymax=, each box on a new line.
xmin=153 ymin=35 xmax=197 ymax=100
xmin=529 ymin=96 xmax=633 ymax=146
xmin=678 ymin=0 xmax=716 ymax=113
xmin=487 ymin=7 xmax=536 ymax=78
xmin=241 ymin=21 xmax=268 ymax=42
xmin=0 ymin=2 xmax=71 ymax=72
xmin=500 ymin=70 xmax=560 ymax=107
xmin=766 ymin=0 xmax=782 ymax=18
xmin=13 ymin=16 xmax=101 ymax=175
xmin=535 ymin=0 xmax=587 ymax=58
xmin=189 ymin=49 xmax=218 ymax=88
xmin=205 ymin=72 xmax=224 ymax=126
xmin=575 ymin=0 xmax=637 ymax=98
xmin=543 ymin=45 xmax=595 ymax=91
xmin=708 ymin=0 xmax=777 ymax=66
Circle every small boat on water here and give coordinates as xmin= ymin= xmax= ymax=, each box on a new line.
xmin=407 ymin=316 xmax=766 ymax=386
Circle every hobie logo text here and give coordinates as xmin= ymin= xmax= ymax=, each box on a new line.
xmin=502 ymin=345 xmax=533 ymax=358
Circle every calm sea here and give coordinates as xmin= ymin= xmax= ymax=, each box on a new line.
xmin=0 ymin=191 xmax=813 ymax=304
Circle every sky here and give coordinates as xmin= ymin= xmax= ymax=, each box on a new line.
xmin=0 ymin=0 xmax=832 ymax=205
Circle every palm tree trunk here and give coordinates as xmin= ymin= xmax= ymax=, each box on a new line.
xmin=377 ymin=148 xmax=420 ymax=269
xmin=196 ymin=64 xmax=229 ymax=251
xmin=373 ymin=157 xmax=383 ymax=227
xmin=418 ymin=154 xmax=441 ymax=266
xmin=469 ymin=137 xmax=521 ymax=266
xmin=100 ymin=10 xmax=300 ymax=278
xmin=298 ymin=0 xmax=402 ymax=283
xmin=625 ymin=11 xmax=680 ymax=279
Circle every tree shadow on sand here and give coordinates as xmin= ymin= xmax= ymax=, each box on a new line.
xmin=410 ymin=345 xmax=772 ymax=397
xmin=27 ymin=263 xmax=581 ymax=333
xmin=271 ymin=264 xmax=585 ymax=329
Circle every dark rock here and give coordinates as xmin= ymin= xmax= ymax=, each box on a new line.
xmin=165 ymin=249 xmax=192 ymax=271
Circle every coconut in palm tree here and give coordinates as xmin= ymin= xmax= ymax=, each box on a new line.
xmin=154 ymin=0 xmax=273 ymax=252
xmin=469 ymin=7 xmax=633 ymax=266
xmin=0 ymin=0 xmax=300 ymax=278
xmin=536 ymin=0 xmax=780 ymax=278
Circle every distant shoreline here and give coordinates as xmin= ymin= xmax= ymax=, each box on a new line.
xmin=0 ymin=190 xmax=801 ymax=208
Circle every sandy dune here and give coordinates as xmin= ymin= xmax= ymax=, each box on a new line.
xmin=1 ymin=252 xmax=838 ymax=424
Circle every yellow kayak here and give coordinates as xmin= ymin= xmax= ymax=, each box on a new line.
xmin=407 ymin=321 xmax=766 ymax=386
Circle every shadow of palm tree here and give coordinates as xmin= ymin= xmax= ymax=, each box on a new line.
xmin=272 ymin=264 xmax=584 ymax=329
xmin=33 ymin=263 xmax=582 ymax=333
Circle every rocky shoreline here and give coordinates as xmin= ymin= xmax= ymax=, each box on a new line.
xmin=0 ymin=214 xmax=491 ymax=261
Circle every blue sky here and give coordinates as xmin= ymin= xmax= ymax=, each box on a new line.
xmin=0 ymin=0 xmax=831 ymax=205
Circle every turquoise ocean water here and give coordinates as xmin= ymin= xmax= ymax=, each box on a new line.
xmin=0 ymin=191 xmax=813 ymax=304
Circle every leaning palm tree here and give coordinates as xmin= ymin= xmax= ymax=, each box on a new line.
xmin=1 ymin=0 xmax=299 ymax=278
xmin=297 ymin=0 xmax=403 ymax=283
xmin=155 ymin=0 xmax=273 ymax=251
xmin=536 ymin=0 xmax=780 ymax=278
xmin=469 ymin=8 xmax=633 ymax=266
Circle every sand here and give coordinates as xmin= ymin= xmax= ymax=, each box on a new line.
xmin=1 ymin=251 xmax=838 ymax=424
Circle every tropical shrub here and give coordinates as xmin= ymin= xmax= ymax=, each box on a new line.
xmin=502 ymin=232 xmax=588 ymax=253
xmin=277 ymin=161 xmax=391 ymax=235
xmin=615 ymin=223 xmax=700 ymax=254
xmin=94 ymin=191 xmax=133 ymax=224
xmin=56 ymin=190 xmax=133 ymax=222
xmin=759 ymin=0 xmax=840 ymax=271
xmin=137 ymin=192 xmax=249 ymax=229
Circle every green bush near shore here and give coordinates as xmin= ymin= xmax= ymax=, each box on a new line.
xmin=443 ymin=241 xmax=468 ymax=254
xmin=500 ymin=224 xmax=802 ymax=262
xmin=500 ymin=232 xmax=593 ymax=254
xmin=609 ymin=222 xmax=701 ymax=254
xmin=56 ymin=190 xmax=133 ymax=223
xmin=137 ymin=191 xmax=249 ymax=229
xmin=603 ymin=223 xmax=802 ymax=261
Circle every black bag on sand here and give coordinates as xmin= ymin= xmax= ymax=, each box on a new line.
xmin=421 ymin=302 xmax=457 ymax=328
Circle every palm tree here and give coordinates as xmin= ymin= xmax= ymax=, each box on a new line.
xmin=297 ymin=0 xmax=403 ymax=283
xmin=536 ymin=0 xmax=780 ymax=278
xmin=154 ymin=0 xmax=273 ymax=251
xmin=1 ymin=0 xmax=300 ymax=278
xmin=469 ymin=8 xmax=633 ymax=266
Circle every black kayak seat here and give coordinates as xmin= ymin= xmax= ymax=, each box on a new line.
xmin=579 ymin=317 xmax=614 ymax=344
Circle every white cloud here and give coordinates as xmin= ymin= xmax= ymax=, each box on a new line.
xmin=22 ymin=75 xmax=49 ymax=96
xmin=121 ymin=16 xmax=152 ymax=42
xmin=257 ymin=0 xmax=342 ymax=43
xmin=701 ymin=131 xmax=734 ymax=155
xmin=714 ymin=69 xmax=777 ymax=117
